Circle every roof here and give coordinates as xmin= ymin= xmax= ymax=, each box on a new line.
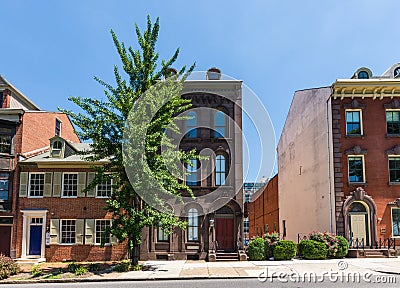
xmin=0 ymin=74 xmax=41 ymax=110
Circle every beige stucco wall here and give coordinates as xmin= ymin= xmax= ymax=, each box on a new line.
xmin=277 ymin=87 xmax=336 ymax=241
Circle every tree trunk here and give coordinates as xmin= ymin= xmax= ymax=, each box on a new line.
xmin=130 ymin=238 xmax=140 ymax=266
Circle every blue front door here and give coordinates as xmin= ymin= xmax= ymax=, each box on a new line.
xmin=29 ymin=225 xmax=42 ymax=255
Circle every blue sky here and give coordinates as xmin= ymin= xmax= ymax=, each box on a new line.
xmin=2 ymin=0 xmax=400 ymax=181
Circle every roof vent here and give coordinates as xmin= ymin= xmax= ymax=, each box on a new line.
xmin=206 ymin=67 xmax=221 ymax=80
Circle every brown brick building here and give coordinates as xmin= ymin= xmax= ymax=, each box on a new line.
xmin=247 ymin=174 xmax=279 ymax=239
xmin=0 ymin=75 xmax=80 ymax=258
xmin=277 ymin=63 xmax=400 ymax=247
xmin=16 ymin=136 xmax=127 ymax=262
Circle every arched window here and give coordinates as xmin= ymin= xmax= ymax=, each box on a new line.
xmin=187 ymin=208 xmax=199 ymax=241
xmin=215 ymin=155 xmax=226 ymax=186
xmin=358 ymin=71 xmax=369 ymax=79
xmin=51 ymin=140 xmax=63 ymax=157
xmin=186 ymin=159 xmax=198 ymax=186
xmin=214 ymin=111 xmax=225 ymax=138
xmin=186 ymin=111 xmax=197 ymax=138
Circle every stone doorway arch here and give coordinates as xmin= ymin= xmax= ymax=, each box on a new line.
xmin=343 ymin=187 xmax=377 ymax=247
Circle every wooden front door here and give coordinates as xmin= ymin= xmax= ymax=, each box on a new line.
xmin=350 ymin=214 xmax=367 ymax=244
xmin=216 ymin=217 xmax=234 ymax=251
xmin=0 ymin=226 xmax=11 ymax=256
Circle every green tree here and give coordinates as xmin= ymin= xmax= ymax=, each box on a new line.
xmin=60 ymin=16 xmax=195 ymax=265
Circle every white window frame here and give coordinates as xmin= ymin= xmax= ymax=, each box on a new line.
xmin=157 ymin=225 xmax=169 ymax=242
xmin=187 ymin=208 xmax=199 ymax=242
xmin=348 ymin=155 xmax=366 ymax=184
xmin=28 ymin=172 xmax=45 ymax=198
xmin=388 ymin=155 xmax=400 ymax=184
xmin=94 ymin=219 xmax=111 ymax=245
xmin=60 ymin=219 xmax=76 ymax=245
xmin=391 ymin=208 xmax=400 ymax=238
xmin=386 ymin=109 xmax=400 ymax=135
xmin=62 ymin=173 xmax=78 ymax=198
xmin=345 ymin=109 xmax=363 ymax=136
xmin=96 ymin=178 xmax=113 ymax=198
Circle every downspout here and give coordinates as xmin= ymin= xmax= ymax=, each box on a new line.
xmin=326 ymin=87 xmax=334 ymax=233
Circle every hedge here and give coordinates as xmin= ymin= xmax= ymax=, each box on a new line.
xmin=247 ymin=237 xmax=266 ymax=261
xmin=273 ymin=240 xmax=297 ymax=260
xmin=298 ymin=240 xmax=327 ymax=260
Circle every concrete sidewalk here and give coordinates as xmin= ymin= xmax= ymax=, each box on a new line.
xmin=88 ymin=257 xmax=400 ymax=281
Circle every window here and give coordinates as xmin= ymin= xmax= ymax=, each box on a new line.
xmin=358 ymin=71 xmax=369 ymax=79
xmin=386 ymin=110 xmax=400 ymax=135
xmin=346 ymin=110 xmax=362 ymax=135
xmin=29 ymin=173 xmax=44 ymax=197
xmin=389 ymin=157 xmax=400 ymax=183
xmin=55 ymin=119 xmax=61 ymax=136
xmin=214 ymin=111 xmax=226 ymax=138
xmin=62 ymin=173 xmax=78 ymax=197
xmin=186 ymin=111 xmax=197 ymax=138
xmin=96 ymin=178 xmax=112 ymax=198
xmin=157 ymin=225 xmax=169 ymax=242
xmin=95 ymin=219 xmax=111 ymax=244
xmin=215 ymin=155 xmax=226 ymax=186
xmin=392 ymin=208 xmax=400 ymax=237
xmin=243 ymin=220 xmax=249 ymax=233
xmin=187 ymin=208 xmax=199 ymax=241
xmin=0 ymin=92 xmax=3 ymax=107
xmin=186 ymin=159 xmax=198 ymax=186
xmin=0 ymin=127 xmax=13 ymax=154
xmin=0 ymin=173 xmax=9 ymax=201
xmin=61 ymin=220 xmax=76 ymax=244
xmin=52 ymin=140 xmax=63 ymax=158
xmin=348 ymin=156 xmax=365 ymax=183
xmin=245 ymin=192 xmax=251 ymax=203
xmin=394 ymin=67 xmax=400 ymax=78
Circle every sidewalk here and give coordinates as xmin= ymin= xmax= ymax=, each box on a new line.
xmin=89 ymin=257 xmax=400 ymax=281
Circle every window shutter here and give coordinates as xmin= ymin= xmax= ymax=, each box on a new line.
xmin=111 ymin=220 xmax=118 ymax=244
xmin=50 ymin=219 xmax=59 ymax=244
xmin=85 ymin=219 xmax=95 ymax=245
xmin=19 ymin=172 xmax=28 ymax=197
xmin=43 ymin=172 xmax=53 ymax=197
xmin=75 ymin=219 xmax=84 ymax=244
xmin=77 ymin=172 xmax=86 ymax=197
xmin=86 ymin=172 xmax=95 ymax=197
xmin=53 ymin=172 xmax=62 ymax=197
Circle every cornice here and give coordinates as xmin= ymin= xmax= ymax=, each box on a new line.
xmin=332 ymin=79 xmax=400 ymax=100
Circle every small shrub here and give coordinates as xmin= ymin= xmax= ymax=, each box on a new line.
xmin=67 ymin=262 xmax=80 ymax=273
xmin=273 ymin=240 xmax=297 ymax=261
xmin=335 ymin=236 xmax=349 ymax=258
xmin=298 ymin=240 xmax=327 ymax=260
xmin=74 ymin=266 xmax=88 ymax=276
xmin=132 ymin=264 xmax=142 ymax=271
xmin=31 ymin=264 xmax=43 ymax=277
xmin=264 ymin=232 xmax=280 ymax=259
xmin=88 ymin=263 xmax=101 ymax=272
xmin=114 ymin=260 xmax=132 ymax=272
xmin=309 ymin=231 xmax=339 ymax=258
xmin=0 ymin=254 xmax=19 ymax=280
xmin=247 ymin=237 xmax=266 ymax=261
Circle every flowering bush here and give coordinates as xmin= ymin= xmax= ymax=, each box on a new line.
xmin=308 ymin=231 xmax=349 ymax=258
xmin=263 ymin=232 xmax=280 ymax=259
xmin=0 ymin=254 xmax=19 ymax=280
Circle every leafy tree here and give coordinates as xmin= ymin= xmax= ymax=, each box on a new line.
xmin=60 ymin=16 xmax=195 ymax=265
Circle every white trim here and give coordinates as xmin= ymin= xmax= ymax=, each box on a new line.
xmin=20 ymin=209 xmax=47 ymax=260
xmin=391 ymin=207 xmax=400 ymax=238
xmin=60 ymin=219 xmax=76 ymax=245
xmin=61 ymin=172 xmax=78 ymax=198
xmin=345 ymin=109 xmax=363 ymax=136
xmin=94 ymin=219 xmax=111 ymax=245
xmin=385 ymin=109 xmax=400 ymax=135
xmin=27 ymin=172 xmax=45 ymax=198
xmin=95 ymin=178 xmax=113 ymax=198
xmin=348 ymin=155 xmax=366 ymax=184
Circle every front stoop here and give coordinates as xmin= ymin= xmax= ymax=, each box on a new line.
xmin=15 ymin=257 xmax=46 ymax=265
xmin=348 ymin=249 xmax=397 ymax=258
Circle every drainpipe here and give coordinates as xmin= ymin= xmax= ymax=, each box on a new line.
xmin=326 ymin=87 xmax=334 ymax=234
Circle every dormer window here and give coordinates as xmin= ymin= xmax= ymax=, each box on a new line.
xmin=358 ymin=71 xmax=369 ymax=79
xmin=51 ymin=140 xmax=63 ymax=158
xmin=394 ymin=67 xmax=400 ymax=78
xmin=206 ymin=67 xmax=221 ymax=80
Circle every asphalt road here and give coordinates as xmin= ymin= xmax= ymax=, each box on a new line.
xmin=1 ymin=277 xmax=399 ymax=288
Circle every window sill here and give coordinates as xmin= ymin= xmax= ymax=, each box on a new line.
xmin=61 ymin=196 xmax=78 ymax=199
xmin=28 ymin=196 xmax=44 ymax=199
xmin=389 ymin=182 xmax=400 ymax=186
xmin=348 ymin=182 xmax=368 ymax=187
xmin=386 ymin=134 xmax=400 ymax=138
xmin=345 ymin=134 xmax=364 ymax=139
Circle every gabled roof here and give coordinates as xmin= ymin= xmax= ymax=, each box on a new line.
xmin=0 ymin=74 xmax=40 ymax=110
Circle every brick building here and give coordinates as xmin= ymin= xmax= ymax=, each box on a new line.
xmin=139 ymin=68 xmax=244 ymax=261
xmin=277 ymin=63 xmax=400 ymax=247
xmin=16 ymin=135 xmax=127 ymax=262
xmin=247 ymin=174 xmax=279 ymax=239
xmin=0 ymin=75 xmax=79 ymax=258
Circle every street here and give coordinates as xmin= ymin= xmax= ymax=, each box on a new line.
xmin=1 ymin=277 xmax=399 ymax=288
